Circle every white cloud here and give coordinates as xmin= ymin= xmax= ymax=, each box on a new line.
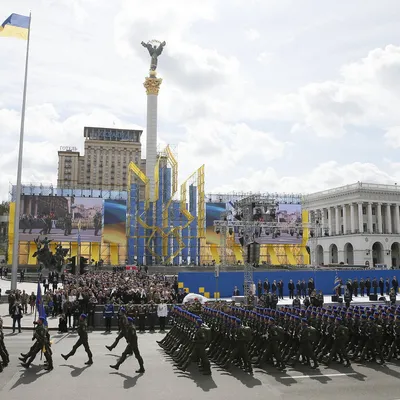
xmin=278 ymin=45 xmax=400 ymax=138
xmin=384 ymin=126 xmax=400 ymax=148
xmin=245 ymin=28 xmax=260 ymax=41
xmin=1 ymin=0 xmax=400 ymax=203
xmin=257 ymin=52 xmax=273 ymax=65
xmin=212 ymin=162 xmax=398 ymax=194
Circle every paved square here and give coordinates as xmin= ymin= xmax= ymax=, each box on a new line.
xmin=1 ymin=330 xmax=400 ymax=400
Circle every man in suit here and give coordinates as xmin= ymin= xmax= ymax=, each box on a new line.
xmin=11 ymin=302 xmax=23 ymax=334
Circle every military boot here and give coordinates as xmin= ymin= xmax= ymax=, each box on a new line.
xmin=135 ymin=364 xmax=145 ymax=374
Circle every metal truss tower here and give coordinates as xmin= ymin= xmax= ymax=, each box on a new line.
xmin=214 ymin=219 xmax=314 ymax=300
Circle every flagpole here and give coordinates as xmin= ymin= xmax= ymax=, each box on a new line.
xmin=11 ymin=13 xmax=32 ymax=291
xmin=77 ymin=221 xmax=81 ymax=276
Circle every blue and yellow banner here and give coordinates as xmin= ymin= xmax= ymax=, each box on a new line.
xmin=0 ymin=13 xmax=30 ymax=40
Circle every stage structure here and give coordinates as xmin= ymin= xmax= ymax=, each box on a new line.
xmin=127 ymin=145 xmax=205 ymax=266
xmin=7 ymin=184 xmax=128 ymax=266
xmin=207 ymin=192 xmax=312 ymax=267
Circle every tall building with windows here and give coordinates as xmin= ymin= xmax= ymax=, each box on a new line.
xmin=303 ymin=182 xmax=400 ymax=268
xmin=57 ymin=127 xmax=145 ymax=191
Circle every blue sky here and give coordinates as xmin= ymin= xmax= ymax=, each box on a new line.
xmin=1 ymin=0 xmax=400 ymax=201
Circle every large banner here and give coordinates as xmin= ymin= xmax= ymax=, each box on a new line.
xmin=234 ymin=203 xmax=303 ymax=245
xmin=206 ymin=203 xmax=226 ymax=245
xmin=18 ymin=195 xmax=103 ymax=243
xmin=103 ymin=199 xmax=127 ymax=245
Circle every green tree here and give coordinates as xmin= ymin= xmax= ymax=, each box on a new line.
xmin=0 ymin=201 xmax=9 ymax=216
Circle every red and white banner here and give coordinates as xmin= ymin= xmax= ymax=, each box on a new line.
xmin=125 ymin=265 xmax=138 ymax=272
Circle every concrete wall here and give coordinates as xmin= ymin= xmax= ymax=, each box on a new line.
xmin=178 ymin=269 xmax=400 ymax=298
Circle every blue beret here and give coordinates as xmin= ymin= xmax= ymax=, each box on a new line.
xmin=369 ymin=316 xmax=374 ymax=320
xmin=196 ymin=319 xmax=202 ymax=324
xmin=355 ymin=314 xmax=360 ymax=318
xmin=80 ymin=314 xmax=87 ymax=319
xmin=127 ymin=317 xmax=135 ymax=323
xmin=362 ymin=315 xmax=367 ymax=319
xmin=301 ymin=318 xmax=307 ymax=323
xmin=389 ymin=313 xmax=395 ymax=318
xmin=374 ymin=312 xmax=379 ymax=316
xmin=329 ymin=315 xmax=335 ymax=319
xmin=382 ymin=313 xmax=387 ymax=317
xmin=336 ymin=317 xmax=342 ymax=321
xmin=39 ymin=316 xmax=45 ymax=321
xmin=312 ymin=311 xmax=317 ymax=316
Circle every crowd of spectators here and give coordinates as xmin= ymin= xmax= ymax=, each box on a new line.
xmin=5 ymin=270 xmax=188 ymax=332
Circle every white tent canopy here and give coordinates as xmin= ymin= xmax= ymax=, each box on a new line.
xmin=182 ymin=293 xmax=208 ymax=305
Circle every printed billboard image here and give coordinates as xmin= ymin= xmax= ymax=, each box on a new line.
xmin=103 ymin=200 xmax=127 ymax=245
xmin=235 ymin=203 xmax=303 ymax=245
xmin=206 ymin=203 xmax=226 ymax=245
xmin=18 ymin=195 xmax=103 ymax=243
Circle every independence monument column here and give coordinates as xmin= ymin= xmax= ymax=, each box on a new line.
xmin=141 ymin=39 xmax=166 ymax=200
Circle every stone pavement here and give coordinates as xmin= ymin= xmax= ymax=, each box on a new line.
xmin=0 ymin=279 xmax=43 ymax=296
xmin=1 ymin=331 xmax=400 ymax=400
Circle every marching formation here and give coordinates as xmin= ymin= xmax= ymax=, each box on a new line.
xmin=158 ymin=302 xmax=400 ymax=375
xmin=2 ymin=298 xmax=400 ymax=379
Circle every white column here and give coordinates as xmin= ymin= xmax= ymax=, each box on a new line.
xmin=320 ymin=208 xmax=325 ymax=236
xmin=358 ymin=202 xmax=363 ymax=233
xmin=395 ymin=204 xmax=400 ymax=234
xmin=144 ymin=76 xmax=162 ymax=201
xmin=387 ymin=203 xmax=392 ymax=234
xmin=327 ymin=208 xmax=332 ymax=236
xmin=350 ymin=203 xmax=355 ymax=233
xmin=343 ymin=204 xmax=347 ymax=234
xmin=335 ymin=206 xmax=340 ymax=235
xmin=377 ymin=202 xmax=383 ymax=233
xmin=367 ymin=203 xmax=373 ymax=233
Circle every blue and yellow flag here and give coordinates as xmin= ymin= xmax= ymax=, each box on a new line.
xmin=0 ymin=13 xmax=30 ymax=40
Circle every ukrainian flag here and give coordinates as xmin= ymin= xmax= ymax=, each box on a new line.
xmin=0 ymin=13 xmax=30 ymax=40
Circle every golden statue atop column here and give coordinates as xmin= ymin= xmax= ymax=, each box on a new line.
xmin=141 ymin=39 xmax=165 ymax=95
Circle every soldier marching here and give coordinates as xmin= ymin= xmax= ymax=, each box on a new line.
xmin=158 ymin=301 xmax=400 ymax=374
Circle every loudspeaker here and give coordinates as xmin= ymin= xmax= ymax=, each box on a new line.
xmin=338 ymin=297 xmax=343 ymax=303
xmin=331 ymin=295 xmax=338 ymax=302
xmin=247 ymin=242 xmax=260 ymax=265
xmin=369 ymin=294 xmax=377 ymax=301
xmin=379 ymin=296 xmax=387 ymax=301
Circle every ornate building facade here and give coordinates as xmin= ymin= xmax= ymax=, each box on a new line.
xmin=303 ymin=182 xmax=400 ymax=267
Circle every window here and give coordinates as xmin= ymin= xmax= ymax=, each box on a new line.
xmin=372 ymin=208 xmax=376 ymax=215
xmin=362 ymin=207 xmax=366 ymax=215
xmin=363 ymin=223 xmax=367 ymax=232
xmin=340 ymin=209 xmax=343 ymax=217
